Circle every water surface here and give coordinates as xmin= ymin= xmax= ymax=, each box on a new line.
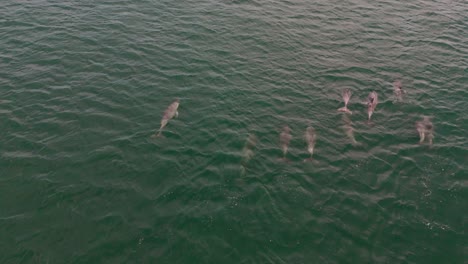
xmin=0 ymin=0 xmax=467 ymax=263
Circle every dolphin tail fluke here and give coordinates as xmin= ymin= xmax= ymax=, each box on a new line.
xmin=351 ymin=140 xmax=362 ymax=147
xmin=338 ymin=107 xmax=352 ymax=114
xmin=419 ymin=135 xmax=425 ymax=144
xmin=277 ymin=157 xmax=291 ymax=163
xmin=282 ymin=147 xmax=288 ymax=157
xmin=240 ymin=165 xmax=246 ymax=176
xmin=151 ymin=131 xmax=164 ymax=138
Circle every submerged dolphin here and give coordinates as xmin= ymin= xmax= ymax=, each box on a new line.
xmin=342 ymin=114 xmax=358 ymax=146
xmin=394 ymin=80 xmax=404 ymax=101
xmin=240 ymin=134 xmax=257 ymax=175
xmin=338 ymin=88 xmax=352 ymax=114
xmin=279 ymin=125 xmax=292 ymax=161
xmin=416 ymin=116 xmax=434 ymax=145
xmin=367 ymin=91 xmax=378 ymax=121
xmin=304 ymin=126 xmax=317 ymax=162
xmin=152 ymin=99 xmax=179 ymax=137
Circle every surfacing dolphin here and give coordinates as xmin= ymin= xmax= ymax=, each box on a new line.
xmin=152 ymin=99 xmax=179 ymax=138
xmin=338 ymin=88 xmax=352 ymax=114
xmin=367 ymin=91 xmax=378 ymax=121
xmin=279 ymin=125 xmax=292 ymax=161
xmin=304 ymin=126 xmax=317 ymax=162
xmin=416 ymin=116 xmax=434 ymax=145
xmin=394 ymin=80 xmax=404 ymax=101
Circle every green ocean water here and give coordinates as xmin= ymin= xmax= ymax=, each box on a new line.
xmin=0 ymin=0 xmax=467 ymax=263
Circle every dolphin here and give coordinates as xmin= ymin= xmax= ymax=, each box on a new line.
xmin=152 ymin=99 xmax=179 ymax=138
xmin=279 ymin=125 xmax=292 ymax=161
xmin=394 ymin=80 xmax=404 ymax=101
xmin=342 ymin=114 xmax=358 ymax=146
xmin=416 ymin=116 xmax=434 ymax=145
xmin=367 ymin=91 xmax=378 ymax=121
xmin=304 ymin=126 xmax=317 ymax=162
xmin=240 ymin=134 xmax=257 ymax=175
xmin=338 ymin=88 xmax=352 ymax=114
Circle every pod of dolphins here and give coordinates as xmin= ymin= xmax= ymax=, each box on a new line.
xmin=153 ymin=80 xmax=434 ymax=166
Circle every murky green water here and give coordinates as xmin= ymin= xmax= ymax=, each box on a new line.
xmin=1 ymin=0 xmax=466 ymax=263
